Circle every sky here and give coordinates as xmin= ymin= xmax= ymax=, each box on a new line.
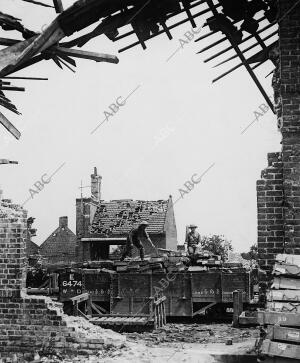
xmin=0 ymin=0 xmax=280 ymax=252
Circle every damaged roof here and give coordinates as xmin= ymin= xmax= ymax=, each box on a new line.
xmin=90 ymin=198 xmax=171 ymax=236
xmin=0 ymin=0 xmax=279 ymax=141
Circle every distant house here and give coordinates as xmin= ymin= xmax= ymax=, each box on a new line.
xmin=40 ymin=216 xmax=76 ymax=264
xmin=76 ymin=168 xmax=177 ymax=261
xmin=26 ymin=239 xmax=39 ymax=257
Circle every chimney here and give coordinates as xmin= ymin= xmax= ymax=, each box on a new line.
xmin=59 ymin=216 xmax=68 ymax=228
xmin=91 ymin=167 xmax=102 ymax=202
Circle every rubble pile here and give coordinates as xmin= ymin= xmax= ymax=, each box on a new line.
xmin=64 ymin=316 xmax=126 ymax=346
xmin=58 ymin=250 xmax=248 ymax=275
xmin=188 ymin=252 xmax=222 ymax=272
xmin=125 ymin=323 xmax=258 ymax=345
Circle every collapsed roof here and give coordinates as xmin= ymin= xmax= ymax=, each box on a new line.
xmin=0 ymin=0 xmax=278 ymax=140
xmin=90 ymin=198 xmax=170 ymax=236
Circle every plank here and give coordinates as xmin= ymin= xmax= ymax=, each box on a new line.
xmin=267 ymin=326 xmax=300 ymax=344
xmin=272 ymin=277 xmax=300 ymax=290
xmin=55 ymin=47 xmax=119 ymax=64
xmin=273 ymin=263 xmax=300 ymax=277
xmin=22 ymin=0 xmax=53 ymax=8
xmin=257 ymin=311 xmax=300 ymax=327
xmin=0 ymin=38 xmax=20 ymax=47
xmin=267 ymin=302 xmax=300 ymax=313
xmin=0 ymin=111 xmax=21 ymax=139
xmin=70 ymin=292 xmax=89 ymax=304
xmin=276 ymin=254 xmax=300 ymax=266
xmin=267 ymin=290 xmax=300 ymax=302
xmin=238 ymin=312 xmax=258 ymax=326
xmin=0 ymin=159 xmax=18 ymax=165
xmin=261 ymin=339 xmax=300 ymax=359
xmin=0 ymin=37 xmax=35 ymax=73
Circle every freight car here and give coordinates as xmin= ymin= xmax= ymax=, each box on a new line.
xmin=57 ymin=267 xmax=252 ymax=320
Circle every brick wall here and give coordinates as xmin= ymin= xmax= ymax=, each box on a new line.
xmin=257 ymin=0 xmax=300 ymax=273
xmin=278 ymin=0 xmax=300 ymax=254
xmin=0 ymin=198 xmax=124 ymax=359
xmin=257 ymin=153 xmax=284 ymax=276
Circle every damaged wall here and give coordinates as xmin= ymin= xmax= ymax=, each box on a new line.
xmin=257 ymin=153 xmax=284 ymax=276
xmin=257 ymin=0 xmax=300 ymax=273
xmin=0 ymin=197 xmax=124 ymax=359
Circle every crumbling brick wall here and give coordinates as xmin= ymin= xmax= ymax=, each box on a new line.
xmin=257 ymin=0 xmax=300 ymax=272
xmin=257 ymin=153 xmax=284 ymax=277
xmin=278 ymin=0 xmax=300 ymax=254
xmin=0 ymin=198 xmax=123 ymax=359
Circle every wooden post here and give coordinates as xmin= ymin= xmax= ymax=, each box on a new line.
xmin=87 ymin=296 xmax=92 ymax=316
xmin=233 ymin=290 xmax=243 ymax=328
xmin=162 ymin=301 xmax=166 ymax=325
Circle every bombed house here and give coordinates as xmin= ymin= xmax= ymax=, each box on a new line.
xmin=76 ymin=168 xmax=177 ymax=261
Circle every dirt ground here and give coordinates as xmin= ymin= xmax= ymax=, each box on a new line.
xmin=33 ymin=324 xmax=258 ymax=363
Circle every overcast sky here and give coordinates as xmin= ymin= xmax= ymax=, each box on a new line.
xmin=0 ymin=0 xmax=280 ymax=252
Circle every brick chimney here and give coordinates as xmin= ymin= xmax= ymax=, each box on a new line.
xmin=91 ymin=167 xmax=102 ymax=202
xmin=59 ymin=216 xmax=68 ymax=228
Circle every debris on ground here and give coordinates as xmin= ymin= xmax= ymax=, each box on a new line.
xmin=124 ymin=323 xmax=258 ymax=346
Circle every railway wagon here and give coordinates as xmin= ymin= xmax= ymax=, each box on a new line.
xmin=59 ymin=269 xmax=251 ymax=318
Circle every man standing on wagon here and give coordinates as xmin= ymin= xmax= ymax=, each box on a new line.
xmin=121 ymin=221 xmax=156 ymax=261
xmin=185 ymin=224 xmax=201 ymax=256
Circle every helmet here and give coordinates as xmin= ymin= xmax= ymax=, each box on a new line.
xmin=139 ymin=221 xmax=149 ymax=227
xmin=189 ymin=224 xmax=198 ymax=228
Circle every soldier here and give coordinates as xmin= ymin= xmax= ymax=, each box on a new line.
xmin=185 ymin=224 xmax=201 ymax=255
xmin=121 ymin=221 xmax=155 ymax=261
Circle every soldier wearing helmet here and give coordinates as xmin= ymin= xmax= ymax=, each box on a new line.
xmin=121 ymin=221 xmax=155 ymax=261
xmin=185 ymin=224 xmax=201 ymax=255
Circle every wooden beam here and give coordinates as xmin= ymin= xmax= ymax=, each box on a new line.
xmin=2 ymin=76 xmax=48 ymax=80
xmin=0 ymin=159 xmax=18 ymax=165
xmin=0 ymin=38 xmax=20 ymax=47
xmin=257 ymin=311 xmax=300 ymax=326
xmin=55 ymin=47 xmax=119 ymax=64
xmin=22 ymin=0 xmax=54 ymax=8
xmin=0 ymin=19 xmax=65 ymax=77
xmin=213 ymin=32 xmax=278 ymax=68
xmin=118 ymin=5 xmax=220 ymax=53
xmin=261 ymin=339 xmax=300 ymax=360
xmin=0 ymin=111 xmax=21 ymax=139
xmin=0 ymin=86 xmax=25 ymax=92
xmin=205 ymin=0 xmax=274 ymax=113
xmin=53 ymin=0 xmax=63 ymax=13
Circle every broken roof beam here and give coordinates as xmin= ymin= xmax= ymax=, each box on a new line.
xmin=213 ymin=30 xmax=278 ymax=68
xmin=197 ymin=17 xmax=276 ymax=54
xmin=55 ymin=47 xmax=119 ymax=64
xmin=182 ymin=0 xmax=197 ymax=28
xmin=205 ymin=0 xmax=274 ymax=113
xmin=0 ymin=38 xmax=20 ymax=47
xmin=0 ymin=159 xmax=18 ymax=165
xmin=0 ymin=86 xmax=25 ymax=92
xmin=200 ymin=22 xmax=276 ymax=61
xmin=119 ymin=3 xmax=219 ymax=53
xmin=22 ymin=0 xmax=54 ymax=8
xmin=0 ymin=111 xmax=21 ymax=139
xmin=115 ymin=0 xmax=211 ymax=42
xmin=2 ymin=76 xmax=48 ymax=80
